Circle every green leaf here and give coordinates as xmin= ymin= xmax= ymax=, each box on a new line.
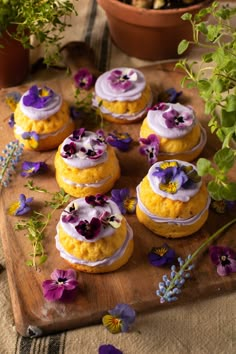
xmin=207 ymin=181 xmax=224 ymax=201
xmin=221 ymin=182 xmax=236 ymax=201
xmin=196 ymin=158 xmax=212 ymax=176
xmin=225 ymin=95 xmax=236 ymax=112
xmin=39 ymin=255 xmax=48 ymax=265
xmin=26 ymin=260 xmax=33 ymax=267
xmin=214 ymin=148 xmax=235 ymax=171
xmin=181 ymin=13 xmax=192 ymax=21
xmin=177 ymin=40 xmax=189 ymax=55
xmin=221 ymin=110 xmax=236 ymax=127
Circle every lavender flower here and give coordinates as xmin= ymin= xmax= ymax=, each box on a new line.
xmin=106 ymin=131 xmax=133 ymax=152
xmin=163 ymin=108 xmax=193 ymax=129
xmin=209 ymin=245 xmax=236 ymax=276
xmin=102 ymin=303 xmax=136 ymax=334
xmin=148 ymin=244 xmax=176 ymax=267
xmin=107 ymin=68 xmax=137 ymax=92
xmin=21 ymin=161 xmax=48 ymax=177
xmin=42 ymin=269 xmax=79 ymax=302
xmin=111 ymin=188 xmax=137 ymax=214
xmin=139 ymin=134 xmax=160 ymax=165
xmin=0 ymin=141 xmax=24 ymax=187
xmin=99 ymin=344 xmax=123 ymax=354
xmin=8 ymin=194 xmax=33 ymax=216
xmin=74 ymin=68 xmax=95 ymax=90
xmin=8 ymin=113 xmax=15 ymax=128
xmin=75 ymin=218 xmax=101 ymax=239
xmin=23 ymin=85 xmax=54 ymax=108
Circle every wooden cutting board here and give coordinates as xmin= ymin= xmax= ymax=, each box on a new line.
xmin=0 ymin=63 xmax=235 ymax=337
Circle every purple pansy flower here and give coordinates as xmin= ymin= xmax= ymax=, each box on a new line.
xmin=148 ymin=102 xmax=168 ymax=112
xmin=74 ymin=68 xmax=95 ymax=90
xmin=102 ymin=303 xmax=136 ymax=334
xmin=75 ymin=218 xmax=101 ymax=239
xmin=85 ymin=194 xmax=108 ymax=207
xmin=107 ymin=68 xmax=137 ymax=92
xmin=8 ymin=113 xmax=15 ymax=128
xmin=62 ymin=202 xmax=80 ymax=224
xmin=21 ymin=131 xmax=39 ymax=149
xmin=23 ymin=85 xmax=54 ymax=108
xmin=158 ymin=88 xmax=182 ymax=103
xmin=139 ymin=134 xmax=160 ymax=165
xmin=111 ymin=188 xmax=137 ymax=215
xmin=210 ymin=199 xmax=235 ymax=214
xmin=21 ymin=161 xmax=48 ymax=177
xmin=78 ymin=146 xmax=104 ymax=160
xmin=69 ymin=106 xmax=82 ymax=120
xmin=209 ymin=245 xmax=236 ymax=276
xmin=8 ymin=194 xmax=33 ymax=216
xmin=100 ymin=211 xmax=122 ymax=229
xmin=96 ymin=129 xmax=106 ymax=144
xmin=148 ymin=244 xmax=176 ymax=267
xmin=106 ymin=131 xmax=133 ymax=152
xmin=61 ymin=142 xmax=77 ymax=158
xmin=5 ymin=91 xmax=21 ymax=111
xmin=42 ymin=269 xmax=79 ymax=302
xmin=69 ymin=128 xmax=85 ymax=142
xmin=99 ymin=344 xmax=123 ymax=354
xmin=163 ymin=108 xmax=193 ymax=129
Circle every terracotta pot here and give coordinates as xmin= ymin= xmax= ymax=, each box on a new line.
xmin=97 ymin=0 xmax=212 ymax=60
xmin=0 ymin=27 xmax=29 ymax=88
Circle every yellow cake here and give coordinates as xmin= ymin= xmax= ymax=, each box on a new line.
xmin=54 ymin=129 xmax=120 ymax=197
xmin=93 ymin=67 xmax=152 ymax=124
xmin=55 ymin=195 xmax=134 ymax=273
xmin=140 ymin=102 xmax=207 ymax=162
xmin=136 ymin=160 xmax=210 ymax=238
xmin=13 ymin=85 xmax=74 ymax=151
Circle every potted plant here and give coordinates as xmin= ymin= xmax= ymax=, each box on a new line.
xmin=0 ymin=0 xmax=78 ymax=88
xmin=176 ymin=1 xmax=236 ymax=201
xmin=96 ymin=0 xmax=212 ymax=61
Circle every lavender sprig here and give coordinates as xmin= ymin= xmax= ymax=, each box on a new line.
xmin=0 ymin=141 xmax=24 ymax=188
xmin=157 ymin=217 xmax=236 ymax=303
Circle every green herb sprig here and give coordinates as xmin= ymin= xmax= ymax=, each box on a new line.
xmin=15 ymin=180 xmax=70 ymax=269
xmin=176 ymin=1 xmax=236 ymax=201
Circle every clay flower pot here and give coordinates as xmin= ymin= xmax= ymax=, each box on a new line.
xmin=0 ymin=26 xmax=29 ymax=88
xmin=97 ymin=0 xmax=211 ymax=60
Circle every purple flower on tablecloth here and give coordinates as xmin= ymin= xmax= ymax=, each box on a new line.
xmin=8 ymin=194 xmax=33 ymax=216
xmin=148 ymin=244 xmax=176 ymax=267
xmin=100 ymin=211 xmax=122 ymax=229
xmin=61 ymin=142 xmax=77 ymax=158
xmin=75 ymin=218 xmax=101 ymax=239
xmin=69 ymin=128 xmax=85 ymax=142
xmin=8 ymin=113 xmax=15 ymax=128
xmin=111 ymin=188 xmax=137 ymax=215
xmin=21 ymin=161 xmax=48 ymax=177
xmin=209 ymin=245 xmax=236 ymax=276
xmin=74 ymin=68 xmax=95 ymax=90
xmin=42 ymin=269 xmax=79 ymax=302
xmin=99 ymin=344 xmax=123 ymax=354
xmin=158 ymin=88 xmax=182 ymax=103
xmin=139 ymin=134 xmax=159 ymax=165
xmin=23 ymin=85 xmax=54 ymax=108
xmin=107 ymin=68 xmax=137 ymax=92
xmin=21 ymin=131 xmax=39 ymax=149
xmin=102 ymin=303 xmax=136 ymax=334
xmin=163 ymin=107 xmax=193 ymax=129
xmin=106 ymin=131 xmax=133 ymax=152
xmin=85 ymin=194 xmax=109 ymax=207
xmin=62 ymin=202 xmax=80 ymax=224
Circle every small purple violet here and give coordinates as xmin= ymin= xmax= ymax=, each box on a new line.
xmin=23 ymin=85 xmax=54 ymax=108
xmin=69 ymin=128 xmax=85 ymax=142
xmin=139 ymin=134 xmax=159 ymax=165
xmin=209 ymin=245 xmax=236 ymax=276
xmin=107 ymin=68 xmax=137 ymax=92
xmin=75 ymin=218 xmax=101 ymax=239
xmin=102 ymin=303 xmax=136 ymax=334
xmin=8 ymin=194 xmax=33 ymax=216
xmin=148 ymin=244 xmax=176 ymax=267
xmin=99 ymin=344 xmax=123 ymax=354
xmin=106 ymin=131 xmax=133 ymax=152
xmin=61 ymin=142 xmax=77 ymax=158
xmin=85 ymin=194 xmax=109 ymax=207
xmin=158 ymin=88 xmax=182 ymax=103
xmin=62 ymin=202 xmax=80 ymax=224
xmin=74 ymin=68 xmax=95 ymax=90
xmin=21 ymin=131 xmax=39 ymax=149
xmin=21 ymin=161 xmax=48 ymax=177
xmin=148 ymin=102 xmax=168 ymax=112
xmin=100 ymin=211 xmax=122 ymax=229
xmin=42 ymin=269 xmax=79 ymax=302
xmin=78 ymin=146 xmax=104 ymax=160
xmin=163 ymin=108 xmax=193 ymax=129
xmin=111 ymin=188 xmax=137 ymax=215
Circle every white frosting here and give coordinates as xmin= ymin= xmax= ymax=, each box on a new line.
xmin=19 ymin=88 xmax=62 ymax=120
xmin=94 ymin=67 xmax=146 ymax=101
xmin=147 ymin=103 xmax=196 ymax=138
xmin=59 ymin=198 xmax=122 ymax=242
xmin=137 ymin=184 xmax=211 ymax=225
xmin=60 ymin=130 xmax=108 ymax=169
xmin=147 ymin=160 xmax=202 ymax=202
xmin=61 ymin=175 xmax=111 ymax=188
xmin=55 ymin=223 xmax=133 ymax=267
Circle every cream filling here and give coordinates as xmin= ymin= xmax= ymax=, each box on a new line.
xmin=92 ymin=94 xmax=153 ymax=121
xmin=137 ymin=185 xmax=211 ymax=225
xmin=61 ymin=175 xmax=112 ymax=189
xmin=55 ymin=222 xmax=133 ymax=267
xmin=14 ymin=119 xmax=73 ymax=140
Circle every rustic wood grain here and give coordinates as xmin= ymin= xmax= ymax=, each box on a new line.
xmin=0 ymin=63 xmax=235 ymax=337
